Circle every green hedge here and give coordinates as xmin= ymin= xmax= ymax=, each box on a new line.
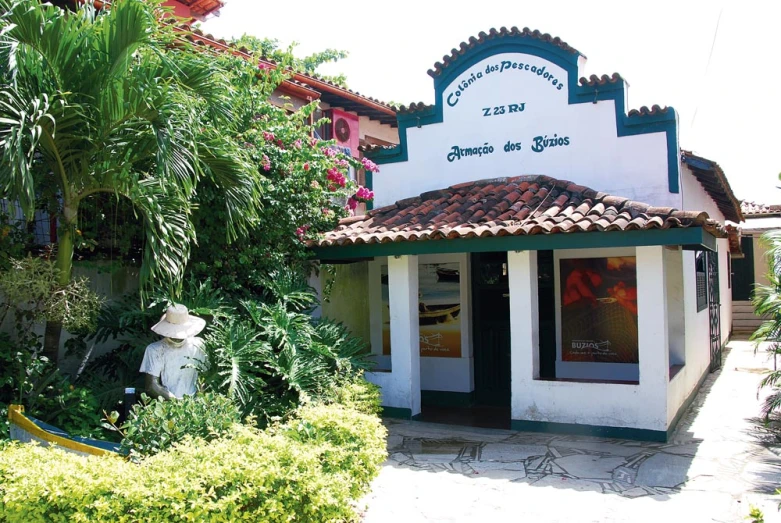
xmin=0 ymin=402 xmax=387 ymax=522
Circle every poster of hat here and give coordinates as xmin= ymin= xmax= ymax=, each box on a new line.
xmin=381 ymin=262 xmax=462 ymax=358
xmin=560 ymin=256 xmax=638 ymax=363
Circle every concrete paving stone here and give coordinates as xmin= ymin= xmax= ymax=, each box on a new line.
xmin=528 ymin=475 xmax=604 ymax=493
xmin=553 ymin=454 xmax=627 ymax=480
xmin=386 ymin=435 xmax=404 ymax=450
xmin=471 ymin=468 xmax=527 ymax=481
xmin=551 ymin=439 xmax=646 ymax=457
xmin=362 ymin=341 xmax=781 ymax=522
xmin=635 ymin=453 xmax=691 ymax=488
xmin=480 ymin=443 xmax=548 ymax=462
xmin=655 ymin=443 xmax=700 ymax=456
xmin=411 ymin=453 xmax=460 ymax=464
xmin=620 ymin=487 xmax=651 ymax=498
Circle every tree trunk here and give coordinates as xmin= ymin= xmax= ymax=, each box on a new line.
xmin=42 ymin=203 xmax=77 ymax=366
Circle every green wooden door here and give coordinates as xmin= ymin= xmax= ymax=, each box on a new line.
xmin=732 ymin=237 xmax=755 ymax=301
xmin=471 ymin=252 xmax=511 ymax=407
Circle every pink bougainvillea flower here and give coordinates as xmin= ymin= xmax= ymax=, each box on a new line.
xmin=353 ymin=186 xmax=374 ymax=202
xmin=262 ymin=131 xmax=275 ymax=141
xmin=335 ymin=158 xmax=349 ymax=168
xmin=360 ymin=156 xmax=380 ymax=173
xmin=347 ymin=197 xmax=359 ymax=211
xmin=262 ymin=154 xmax=271 ymax=171
xmin=293 ymin=139 xmax=302 ymax=150
xmin=310 ymin=137 xmax=319 ymax=147
xmin=303 ymin=162 xmax=310 ymax=171
xmin=326 ymin=168 xmax=346 ymax=187
xmin=322 ymin=147 xmax=336 ymax=158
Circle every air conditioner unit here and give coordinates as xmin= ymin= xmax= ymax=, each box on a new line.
xmin=325 ymin=109 xmax=359 ymax=158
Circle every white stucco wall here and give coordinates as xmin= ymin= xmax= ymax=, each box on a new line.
xmin=365 ymin=255 xmax=421 ymax=414
xmin=372 ymin=52 xmax=676 ymax=209
xmin=667 ymin=249 xmax=713 ymax=425
xmin=665 ymin=248 xmax=686 ymax=366
xmin=510 ymin=247 xmax=670 ymax=432
xmin=680 ymin=164 xmax=732 ymax=342
xmin=367 ymin=254 xmax=473 ymax=393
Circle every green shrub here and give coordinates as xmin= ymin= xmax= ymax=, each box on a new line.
xmin=0 ymin=403 xmax=387 ymax=522
xmin=323 ymin=375 xmax=382 ymax=416
xmin=113 ymin=393 xmax=240 ymax=457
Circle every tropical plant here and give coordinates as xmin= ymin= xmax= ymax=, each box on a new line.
xmin=752 ymin=230 xmax=781 ymax=418
xmin=187 ymin=47 xmax=377 ymax=298
xmin=234 ymin=34 xmax=349 ymax=87
xmin=0 ymin=0 xmax=257 ymax=362
xmin=81 ymin=277 xmax=229 ymax=411
xmin=198 ymin=270 xmax=373 ymax=423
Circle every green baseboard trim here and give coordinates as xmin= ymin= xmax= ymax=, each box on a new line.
xmin=666 ymin=365 xmax=710 ymax=440
xmin=421 ymin=390 xmax=475 ymax=408
xmin=510 ymin=419 xmax=668 ymax=443
xmin=381 ymin=406 xmax=412 ymax=419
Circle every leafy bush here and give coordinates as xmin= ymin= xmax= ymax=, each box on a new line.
xmin=109 ymin=393 xmax=241 ymax=458
xmin=0 ymin=258 xmax=104 ymax=440
xmin=0 ymin=403 xmax=387 ymax=522
xmin=199 ymin=270 xmax=373 ymax=424
xmin=322 ymin=374 xmax=382 ymax=416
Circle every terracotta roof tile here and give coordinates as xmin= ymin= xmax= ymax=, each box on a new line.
xmin=627 ymin=105 xmax=670 ymax=118
xmin=310 ymin=175 xmax=725 ymax=248
xmin=428 ymin=27 xmax=581 ymax=79
xmin=579 ymin=73 xmax=624 ymax=87
xmin=741 ymin=200 xmax=781 ymax=217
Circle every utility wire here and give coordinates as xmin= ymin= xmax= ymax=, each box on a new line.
xmin=690 ymin=6 xmax=724 ymax=129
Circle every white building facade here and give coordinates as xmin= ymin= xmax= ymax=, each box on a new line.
xmin=313 ymin=28 xmax=741 ymax=441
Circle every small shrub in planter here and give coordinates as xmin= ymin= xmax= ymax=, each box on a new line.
xmin=109 ymin=393 xmax=241 ymax=457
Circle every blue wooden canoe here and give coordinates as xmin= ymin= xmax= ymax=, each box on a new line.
xmin=8 ymin=404 xmax=121 ymax=456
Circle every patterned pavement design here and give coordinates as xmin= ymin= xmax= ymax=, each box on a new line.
xmin=362 ymin=340 xmax=781 ymax=522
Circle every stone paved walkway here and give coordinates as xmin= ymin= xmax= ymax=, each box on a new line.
xmin=361 ymin=340 xmax=781 ymax=522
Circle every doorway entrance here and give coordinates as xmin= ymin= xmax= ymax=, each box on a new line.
xmin=416 ymin=252 xmax=512 ymax=429
xmin=472 ymin=252 xmax=511 ymax=408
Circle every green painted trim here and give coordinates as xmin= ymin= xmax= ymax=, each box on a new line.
xmin=510 ymin=419 xmax=667 ymax=443
xmin=312 ymin=228 xmax=717 ymax=261
xmin=666 ymin=364 xmax=710 ymax=440
xmin=365 ymin=170 xmax=373 ymax=211
xmin=365 ymin=35 xmax=681 ymax=195
xmin=381 ymin=406 xmax=412 ymax=419
xmin=421 ymin=390 xmax=475 ymax=408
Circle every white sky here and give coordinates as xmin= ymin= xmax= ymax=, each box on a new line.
xmin=203 ymin=0 xmax=781 ymax=206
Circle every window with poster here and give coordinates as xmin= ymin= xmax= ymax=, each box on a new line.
xmin=559 ymin=256 xmax=639 ymax=365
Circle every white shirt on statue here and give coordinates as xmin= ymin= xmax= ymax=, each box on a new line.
xmin=139 ymin=337 xmax=206 ymax=399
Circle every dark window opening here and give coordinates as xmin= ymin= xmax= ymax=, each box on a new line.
xmin=696 ymin=251 xmax=708 ymax=312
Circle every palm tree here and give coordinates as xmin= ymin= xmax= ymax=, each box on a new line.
xmin=0 ymin=0 xmax=258 ymax=362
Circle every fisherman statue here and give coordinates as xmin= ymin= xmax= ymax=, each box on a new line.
xmin=139 ymin=304 xmax=206 ymax=400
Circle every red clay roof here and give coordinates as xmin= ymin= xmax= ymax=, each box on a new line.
xmin=177 ymin=0 xmax=224 ymax=18
xmin=741 ymin=200 xmax=781 ymax=217
xmin=428 ymin=27 xmax=580 ymax=79
xmin=311 ymin=175 xmax=724 ymax=248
